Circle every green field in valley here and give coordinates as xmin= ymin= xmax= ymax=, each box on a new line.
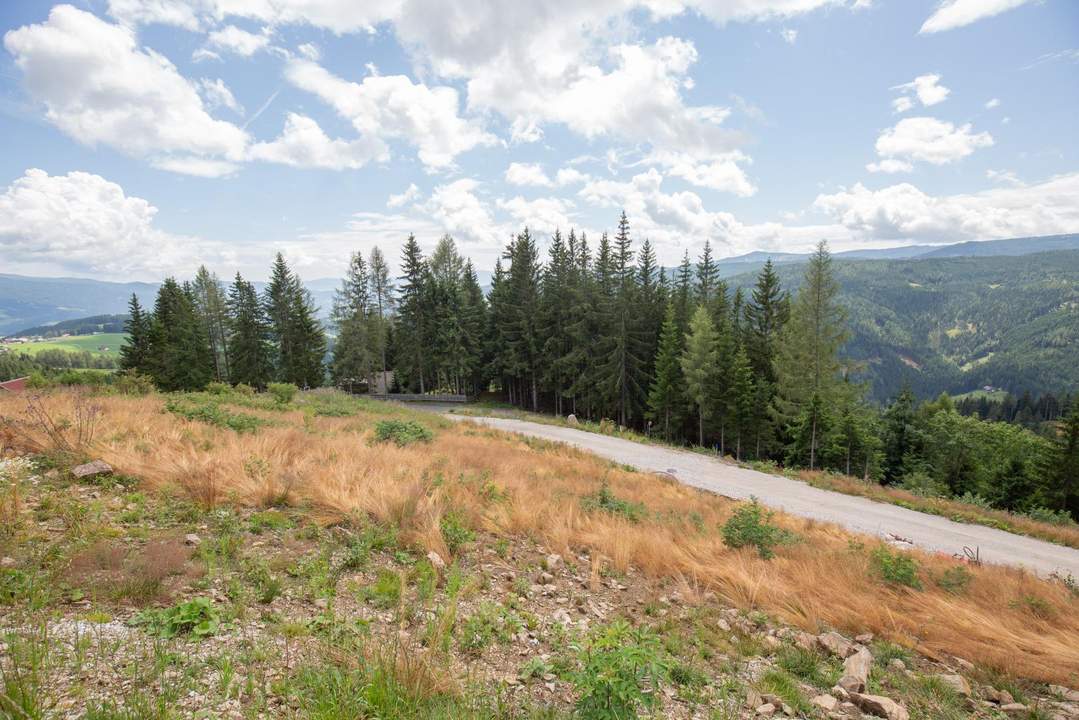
xmin=14 ymin=332 xmax=127 ymax=358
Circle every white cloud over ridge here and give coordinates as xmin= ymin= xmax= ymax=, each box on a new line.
xmin=868 ymin=117 xmax=993 ymax=173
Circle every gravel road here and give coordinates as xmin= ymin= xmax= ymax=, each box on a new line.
xmin=436 ymin=411 xmax=1079 ymax=577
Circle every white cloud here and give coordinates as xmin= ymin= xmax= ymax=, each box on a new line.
xmin=106 ymin=0 xmax=203 ymax=30
xmin=0 ymin=168 xmax=214 ymax=279
xmin=247 ymin=113 xmax=386 ymax=169
xmin=496 ymin=196 xmax=575 ymax=234
xmin=649 ymin=150 xmax=756 ymax=196
xmin=1022 ymin=48 xmax=1079 ymax=70
xmin=814 ymin=173 xmax=1079 ymax=241
xmin=986 ymin=169 xmax=1022 ymax=186
xmin=108 ymin=0 xmax=399 ymax=34
xmin=284 ymin=59 xmax=496 ymax=170
xmin=891 ymin=73 xmax=950 ymax=112
xmin=505 ymin=162 xmax=553 ymax=187
xmin=296 ymin=42 xmax=320 ymax=60
xmin=152 ymin=157 xmax=240 ymax=177
xmin=387 ymin=183 xmax=421 ymax=208
xmin=198 ymin=77 xmax=244 ymax=114
xmin=204 ymin=24 xmax=271 ymax=57
xmin=509 ymin=117 xmax=543 ymax=144
xmin=422 ymin=179 xmax=499 ymax=246
xmin=985 ymin=97 xmax=1000 ymax=109
xmin=920 ymin=0 xmax=1036 ymax=34
xmin=780 ymin=28 xmax=798 ymax=44
xmin=3 ymin=5 xmax=247 ymax=176
xmin=555 ymin=167 xmax=591 ymax=186
xmin=868 ymin=117 xmax=993 ymax=172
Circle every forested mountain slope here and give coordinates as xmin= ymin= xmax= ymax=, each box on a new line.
xmin=732 ymin=250 xmax=1079 ymax=401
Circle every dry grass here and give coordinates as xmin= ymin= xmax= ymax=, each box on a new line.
xmin=2 ymin=390 xmax=1078 ymax=685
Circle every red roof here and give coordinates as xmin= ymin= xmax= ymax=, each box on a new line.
xmin=0 ymin=376 xmax=28 ymax=392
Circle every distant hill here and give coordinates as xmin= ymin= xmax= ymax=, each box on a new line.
xmin=11 ymin=314 xmax=128 ymax=338
xmin=728 ymin=249 xmax=1079 ymax=401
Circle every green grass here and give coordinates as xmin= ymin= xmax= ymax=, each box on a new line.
xmin=16 ymin=333 xmax=127 ymax=359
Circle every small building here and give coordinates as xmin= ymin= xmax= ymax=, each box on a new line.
xmin=0 ymin=376 xmax=29 ymax=393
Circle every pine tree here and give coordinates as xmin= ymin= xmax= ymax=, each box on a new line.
xmin=744 ymin=259 xmax=788 ymax=457
xmin=395 ymin=235 xmax=430 ymax=392
xmin=773 ymin=241 xmax=850 ymax=470
xmin=192 ymin=266 xmax=231 ymax=383
xmin=264 ymin=253 xmax=325 ymax=388
xmin=330 ymin=252 xmax=373 ymax=391
xmin=881 ymin=388 xmax=921 ymax=484
xmin=145 ymin=278 xmax=214 ymax=391
xmin=636 ymin=238 xmax=665 ymax=392
xmin=695 ymin=239 xmax=719 ymax=306
xmin=265 ymin=253 xmax=297 ymax=382
xmin=368 ymin=246 xmax=395 ymax=376
xmin=729 ymin=344 xmax=755 ymax=460
xmin=1052 ymin=404 xmax=1079 ymax=519
xmin=682 ymin=306 xmax=718 ymax=447
xmin=502 ymin=229 xmax=542 ymax=410
xmin=596 ymin=212 xmax=646 ymax=426
xmin=119 ymin=294 xmax=151 ymax=374
xmin=226 ymin=273 xmax=273 ymax=389
xmin=538 ymin=230 xmax=576 ymax=415
xmin=646 ymin=302 xmax=684 ymax=439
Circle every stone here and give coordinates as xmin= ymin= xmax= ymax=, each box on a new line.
xmin=545 ymin=553 xmax=563 ymax=570
xmin=953 ymin=657 xmax=975 ymax=672
xmin=1050 ymin=685 xmax=1079 ymax=703
xmin=537 ymin=571 xmax=555 ymax=585
xmin=839 ymin=675 xmax=866 ymax=694
xmin=566 ymin=414 xmax=579 ymax=426
xmin=745 ymin=689 xmax=763 ymax=709
xmin=184 ymin=533 xmax=201 ymax=546
xmin=0 ymin=557 xmax=15 ymax=568
xmin=313 ymin=598 xmax=329 ymax=610
xmin=71 ymin=460 xmax=113 ymax=480
xmin=856 ymin=633 xmax=874 ymax=644
xmin=851 ymin=693 xmax=909 ymax=720
xmin=819 ymin=631 xmax=857 ymax=658
xmin=888 ymin=659 xmax=906 ymax=672
xmin=811 ymin=695 xmax=839 ymax=712
xmin=985 ymin=688 xmax=1014 ymax=705
xmin=1000 ymin=703 xmax=1028 ymax=716
xmin=426 ymin=550 xmax=446 ymax=570
xmin=844 ymin=647 xmax=873 ymax=690
xmin=935 ymin=674 xmax=971 ymax=697
xmin=755 ymin=703 xmax=776 ymax=717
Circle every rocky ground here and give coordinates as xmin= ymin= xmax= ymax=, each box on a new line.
xmin=2 ymin=454 xmax=1078 ymax=720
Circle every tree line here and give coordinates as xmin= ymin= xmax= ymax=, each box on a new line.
xmin=118 ymin=213 xmax=1078 ymax=521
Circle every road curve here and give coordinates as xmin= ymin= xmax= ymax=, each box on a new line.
xmin=440 ymin=412 xmax=1079 ymax=578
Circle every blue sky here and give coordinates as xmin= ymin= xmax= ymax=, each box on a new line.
xmin=0 ymin=0 xmax=1077 ymax=281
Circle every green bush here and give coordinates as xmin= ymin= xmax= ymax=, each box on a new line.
xmin=870 ymin=546 xmax=922 ymax=589
xmin=581 ymin=482 xmax=646 ymax=523
xmin=131 ymin=597 xmax=221 ymax=638
xmin=164 ymin=396 xmax=265 ymax=433
xmin=439 ymin=510 xmax=475 ymax=555
xmin=373 ymin=420 xmax=433 ymax=447
xmin=572 ymin=621 xmax=669 ymax=720
xmin=268 ymin=382 xmax=298 ymax=405
xmin=205 ymin=381 xmax=230 ymax=395
xmin=721 ymin=498 xmax=795 ymax=559
xmin=234 ymin=383 xmax=255 ymax=396
xmin=112 ymin=370 xmax=155 ymax=396
xmin=934 ymin=566 xmax=972 ymax=594
xmin=897 ymin=471 xmax=948 ymax=499
xmin=1024 ymin=506 xmax=1077 ymax=526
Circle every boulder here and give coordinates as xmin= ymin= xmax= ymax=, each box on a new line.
xmin=811 ymin=694 xmax=839 ymax=712
xmin=426 ymin=550 xmax=446 ymax=570
xmin=755 ymin=703 xmax=776 ymax=717
xmin=985 ymin=688 xmax=1014 ymax=705
xmin=935 ymin=674 xmax=971 ymax=697
xmin=1000 ymin=703 xmax=1028 ymax=716
xmin=71 ymin=460 xmax=113 ymax=480
xmin=545 ymin=553 xmax=564 ymax=570
xmin=184 ymin=533 xmax=201 ymax=546
xmin=818 ymin=631 xmax=857 ymax=658
xmin=844 ymin=647 xmax=873 ymax=690
xmin=566 ymin=414 xmax=579 ymax=426
xmin=888 ymin=659 xmax=906 ymax=672
xmin=838 ymin=675 xmax=866 ymax=694
xmin=851 ymin=693 xmax=910 ymax=720
xmin=1050 ymin=685 xmax=1079 ymax=703
xmin=745 ymin=689 xmax=763 ymax=709
xmin=856 ymin=633 xmax=875 ymax=644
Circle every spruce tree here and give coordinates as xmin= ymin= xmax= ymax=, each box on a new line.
xmin=192 ymin=266 xmax=231 ymax=383
xmin=538 ymin=230 xmax=576 ymax=415
xmin=395 ymin=235 xmax=430 ymax=392
xmin=145 ymin=278 xmax=214 ymax=391
xmin=646 ymin=302 xmax=684 ymax=439
xmin=1052 ymin=404 xmax=1079 ymax=519
xmin=119 ymin=294 xmax=151 ymax=374
xmin=695 ymin=239 xmax=719 ymax=306
xmin=226 ymin=273 xmax=273 ymax=389
xmin=330 ymin=252 xmax=374 ymax=391
xmin=368 ymin=246 xmax=395 ymax=376
xmin=729 ymin=344 xmax=755 ymax=460
xmin=682 ymin=306 xmax=718 ymax=447
xmin=596 ymin=212 xmax=646 ymax=426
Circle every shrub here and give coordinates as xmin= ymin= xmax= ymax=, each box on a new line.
xmin=112 ymin=370 xmax=155 ymax=396
xmin=721 ymin=498 xmax=795 ymax=559
xmin=955 ymin=491 xmax=994 ymax=510
xmin=897 ymin=471 xmax=948 ymax=499
xmin=870 ymin=546 xmax=922 ymax=589
xmin=1024 ymin=506 xmax=1076 ymax=526
xmin=935 ymin=566 xmax=972 ymax=594
xmin=439 ymin=510 xmax=475 ymax=555
xmin=267 ymin=382 xmax=298 ymax=405
xmin=205 ymin=381 xmax=230 ymax=395
xmin=572 ymin=621 xmax=669 ymax=720
xmin=373 ymin=420 xmax=433 ymax=447
xmin=131 ymin=597 xmax=220 ymax=638
xmin=776 ymin=646 xmax=833 ymax=687
xmin=581 ymin=482 xmax=646 ymax=523
xmin=164 ymin=397 xmax=265 ymax=433
xmin=234 ymin=383 xmax=255 ymax=396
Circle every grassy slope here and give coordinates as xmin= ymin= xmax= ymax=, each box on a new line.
xmin=14 ymin=332 xmax=126 ymax=358
xmin=452 ymin=405 xmax=1079 ymax=550
xmin=1 ymin=388 xmax=1077 ymax=694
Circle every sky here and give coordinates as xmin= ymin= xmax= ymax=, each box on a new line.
xmin=0 ymin=0 xmax=1077 ymax=282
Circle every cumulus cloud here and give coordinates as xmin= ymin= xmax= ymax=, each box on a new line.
xmin=814 ymin=173 xmax=1079 ymax=241
xmin=985 ymin=97 xmax=1001 ymax=109
xmin=422 ymin=179 xmax=500 ymax=246
xmin=891 ymin=74 xmax=950 ymax=112
xmin=284 ymin=59 xmax=496 ymax=170
xmin=496 ymin=196 xmax=575 ymax=234
xmin=203 ymin=24 xmax=271 ymax=57
xmin=0 ymin=169 xmax=214 ymax=278
xmin=867 ymin=117 xmax=993 ymax=173
xmin=198 ymin=78 xmax=244 ymax=114
xmin=920 ymin=0 xmax=1036 ymax=34
xmin=505 ymin=163 xmax=553 ymax=187
xmin=649 ymin=150 xmax=756 ymax=196
xmin=3 ymin=5 xmax=247 ymax=177
xmin=387 ymin=183 xmax=421 ymax=208
xmin=247 ymin=113 xmax=386 ymax=169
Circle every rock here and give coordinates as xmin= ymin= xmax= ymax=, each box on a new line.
xmin=71 ymin=460 xmax=113 ymax=480
xmin=844 ymin=647 xmax=873 ymax=690
xmin=953 ymin=657 xmax=975 ymax=672
xmin=985 ymin=688 xmax=1014 ymax=705
xmin=0 ymin=557 xmax=15 ymax=568
xmin=1000 ymin=703 xmax=1028 ymax=716
xmin=793 ymin=631 xmax=818 ymax=652
xmin=566 ymin=414 xmax=579 ymax=426
xmin=1050 ymin=686 xmax=1079 ymax=703
xmin=819 ymin=631 xmax=857 ymax=658
xmin=838 ymin=701 xmax=862 ymax=717
xmin=716 ymin=618 xmax=731 ymax=632
xmin=755 ymin=703 xmax=776 ymax=717
xmin=313 ymin=598 xmax=329 ymax=610
xmin=839 ymin=675 xmax=866 ymax=694
xmin=745 ymin=689 xmax=763 ymax=709
xmin=781 ymin=703 xmax=794 ymax=716
xmin=856 ymin=633 xmax=874 ymax=644
xmin=811 ymin=695 xmax=839 ymax=712
xmin=761 ymin=694 xmax=782 ymax=706
xmin=426 ymin=550 xmax=446 ymax=570
xmin=935 ymin=674 xmax=971 ymax=697
xmin=888 ymin=659 xmax=906 ymax=672
xmin=184 ymin=533 xmax=201 ymax=546
xmin=537 ymin=571 xmax=555 ymax=585
xmin=851 ymin=693 xmax=909 ymax=720
xmin=545 ymin=553 xmax=563 ymax=570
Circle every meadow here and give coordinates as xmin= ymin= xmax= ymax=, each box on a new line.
xmin=11 ymin=332 xmax=126 ymax=359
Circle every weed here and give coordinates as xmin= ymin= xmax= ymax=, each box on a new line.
xmin=572 ymin=621 xmax=669 ymax=720
xmin=870 ymin=546 xmax=922 ymax=589
xmin=935 ymin=566 xmax=973 ymax=594
xmin=164 ymin=396 xmax=265 ymax=433
xmin=758 ymin=669 xmax=811 ymax=714
xmin=364 ymin=569 xmax=402 ymax=609
xmin=440 ymin=510 xmax=475 ymax=555
xmin=267 ymin=382 xmax=298 ymax=405
xmin=1010 ymin=594 xmax=1055 ymax=620
xmin=776 ymin=645 xmax=834 ymax=687
xmin=248 ymin=509 xmax=293 ymax=534
xmin=581 ymin=482 xmax=647 ymax=523
xmin=721 ymin=499 xmax=795 ymax=559
xmin=132 ymin=597 xmax=221 ymax=638
xmin=373 ymin=420 xmax=434 ymax=446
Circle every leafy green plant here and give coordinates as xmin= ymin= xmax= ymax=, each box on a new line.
xmin=870 ymin=546 xmax=922 ymax=589
xmin=759 ymin=669 xmax=811 ymax=714
xmin=571 ymin=621 xmax=669 ymax=720
xmin=1024 ymin=506 xmax=1077 ymax=526
xmin=439 ymin=510 xmax=475 ymax=555
xmin=776 ymin=645 xmax=834 ymax=687
xmin=372 ymin=420 xmax=434 ymax=447
xmin=363 ymin=570 xmax=402 ymax=609
xmin=132 ymin=597 xmax=221 ymax=638
xmin=721 ymin=498 xmax=795 ymax=559
xmin=581 ymin=482 xmax=646 ymax=523
xmin=164 ymin=397 xmax=265 ymax=433
xmin=267 ymin=382 xmax=298 ymax=405
xmin=934 ymin=566 xmax=972 ymax=594
xmin=248 ymin=509 xmax=293 ymax=534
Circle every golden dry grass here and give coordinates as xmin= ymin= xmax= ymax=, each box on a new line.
xmin=3 ymin=390 xmax=1078 ymax=685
